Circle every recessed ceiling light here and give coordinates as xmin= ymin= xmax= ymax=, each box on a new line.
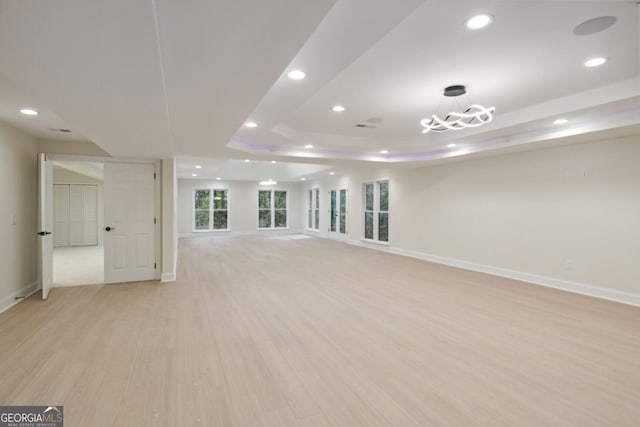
xmin=287 ymin=70 xmax=306 ymax=80
xmin=447 ymin=143 xmax=457 ymax=148
xmin=585 ymin=57 xmax=606 ymax=67
xmin=380 ymin=150 xmax=389 ymax=154
xmin=244 ymin=159 xmax=251 ymax=163
xmin=216 ymin=177 xmax=221 ymax=180
xmin=245 ymin=122 xmax=257 ymax=128
xmin=20 ymin=108 xmax=38 ymax=116
xmin=466 ymin=14 xmax=492 ymax=30
xmin=554 ymin=118 xmax=569 ymax=125
xmin=271 ymin=160 xmax=277 ymax=164
xmin=301 ymin=178 xmax=306 ymax=181
xmin=329 ymin=172 xmax=335 ymax=176
xmin=195 ymin=165 xmax=202 ymax=169
xmin=192 ymin=173 xmax=197 ymax=177
xmin=332 ymin=105 xmax=345 ymax=112
xmin=304 ymin=144 xmax=313 ymax=149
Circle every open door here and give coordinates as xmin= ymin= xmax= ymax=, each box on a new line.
xmin=103 ymin=163 xmax=156 ymax=284
xmin=38 ymin=153 xmax=53 ymax=299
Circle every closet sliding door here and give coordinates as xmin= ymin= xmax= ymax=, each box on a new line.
xmin=54 ymin=184 xmax=98 ymax=247
xmin=54 ymin=185 xmax=70 ymax=247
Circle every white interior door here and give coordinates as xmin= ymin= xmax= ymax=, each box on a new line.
xmin=328 ymin=187 xmax=348 ymax=240
xmin=103 ymin=163 xmax=156 ymax=284
xmin=38 ymin=153 xmax=53 ymax=299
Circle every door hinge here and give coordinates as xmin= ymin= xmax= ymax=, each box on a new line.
xmin=154 ymin=217 xmax=156 ymax=224
xmin=154 ymin=173 xmax=156 ymax=179
xmin=154 ymin=262 xmax=157 ymax=269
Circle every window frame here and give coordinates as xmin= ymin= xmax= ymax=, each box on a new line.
xmin=192 ymin=187 xmax=230 ymax=232
xmin=258 ymin=189 xmax=289 ymax=230
xmin=314 ymin=188 xmax=320 ymax=231
xmin=361 ymin=179 xmax=389 ymax=244
xmin=306 ymin=187 xmax=320 ymax=231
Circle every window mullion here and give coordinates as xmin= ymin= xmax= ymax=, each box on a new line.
xmin=374 ymin=184 xmax=379 ymax=241
xmin=209 ymin=189 xmax=214 ymax=231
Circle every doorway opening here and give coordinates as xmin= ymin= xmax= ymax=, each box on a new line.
xmin=51 ymin=160 xmax=104 ymax=287
xmin=40 ymin=154 xmax=161 ymax=298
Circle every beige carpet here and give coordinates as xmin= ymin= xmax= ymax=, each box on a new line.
xmin=53 ymin=245 xmax=104 ymax=286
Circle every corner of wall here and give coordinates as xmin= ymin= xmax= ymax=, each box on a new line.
xmin=160 ymin=272 xmax=176 ymax=283
xmin=0 ymin=281 xmax=40 ymax=315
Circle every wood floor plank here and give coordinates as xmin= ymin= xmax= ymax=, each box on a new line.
xmin=0 ymin=235 xmax=639 ymax=426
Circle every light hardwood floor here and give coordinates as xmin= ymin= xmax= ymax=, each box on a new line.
xmin=1 ymin=235 xmax=639 ymax=426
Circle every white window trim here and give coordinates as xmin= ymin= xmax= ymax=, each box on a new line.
xmin=257 ymin=189 xmax=289 ymax=230
xmin=192 ymin=187 xmax=230 ymax=232
xmin=361 ymin=178 xmax=389 ymax=244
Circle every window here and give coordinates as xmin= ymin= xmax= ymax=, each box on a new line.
xmin=258 ymin=190 xmax=288 ymax=229
xmin=315 ymin=189 xmax=320 ymax=230
xmin=378 ymin=181 xmax=389 ymax=242
xmin=307 ymin=188 xmax=320 ymax=231
xmin=194 ymin=188 xmax=228 ymax=231
xmin=362 ymin=180 xmax=389 ymax=242
xmin=307 ymin=190 xmax=312 ymax=229
xmin=364 ymin=183 xmax=374 ymax=239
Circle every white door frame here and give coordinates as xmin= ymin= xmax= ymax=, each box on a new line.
xmin=45 ymin=154 xmax=162 ymax=282
xmin=328 ymin=186 xmax=348 ymax=240
xmin=38 ymin=153 xmax=53 ymax=299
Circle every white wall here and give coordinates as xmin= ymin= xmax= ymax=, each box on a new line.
xmin=53 ymin=167 xmax=101 ymax=184
xmin=161 ymin=159 xmax=178 ymax=282
xmin=0 ymin=121 xmax=39 ymax=312
xmin=39 ymin=139 xmax=110 ymax=156
xmin=178 ymin=179 xmax=303 ymax=237
xmin=302 ymin=136 xmax=640 ymax=305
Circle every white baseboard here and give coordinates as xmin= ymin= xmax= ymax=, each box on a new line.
xmin=347 ymin=240 xmax=640 ymax=307
xmin=160 ymin=272 xmax=176 ymax=282
xmin=303 ymin=230 xmax=328 ymax=239
xmin=0 ymin=281 xmax=40 ymax=315
xmin=179 ymin=229 xmax=304 ymax=239
xmin=179 ymin=231 xmax=253 ymax=239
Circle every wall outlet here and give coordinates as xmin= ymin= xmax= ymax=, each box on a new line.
xmin=10 ymin=214 xmax=17 ymax=226
xmin=563 ymin=259 xmax=573 ymax=271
